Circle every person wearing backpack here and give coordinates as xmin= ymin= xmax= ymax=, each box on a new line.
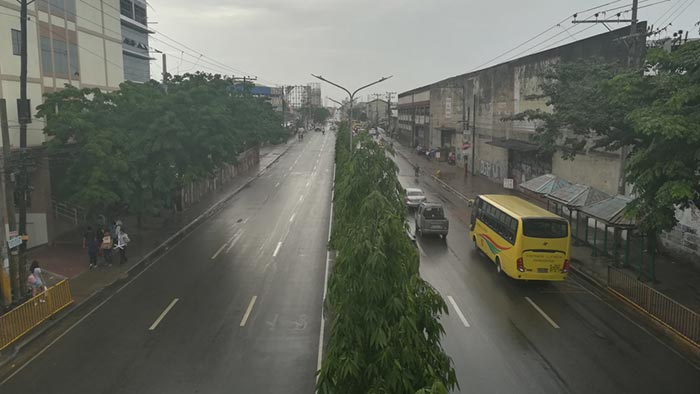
xmin=115 ymin=228 xmax=130 ymax=265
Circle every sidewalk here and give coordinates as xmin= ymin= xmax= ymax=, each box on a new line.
xmin=28 ymin=139 xmax=295 ymax=306
xmin=391 ymin=138 xmax=700 ymax=314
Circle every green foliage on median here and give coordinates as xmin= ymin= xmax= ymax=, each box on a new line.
xmin=37 ymin=73 xmax=287 ymax=221
xmin=317 ymin=125 xmax=457 ymax=394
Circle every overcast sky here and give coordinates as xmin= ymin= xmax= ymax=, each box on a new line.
xmin=147 ymin=0 xmax=699 ymax=105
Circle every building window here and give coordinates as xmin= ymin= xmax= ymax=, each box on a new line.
xmin=68 ymin=42 xmax=79 ymax=77
xmin=40 ymin=36 xmax=53 ymax=73
xmin=120 ymin=0 xmax=133 ymax=19
xmin=52 ymin=39 xmax=69 ymax=76
xmin=134 ymin=4 xmax=147 ymax=24
xmin=11 ymin=29 xmax=21 ymax=56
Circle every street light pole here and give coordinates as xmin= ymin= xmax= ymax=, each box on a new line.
xmin=311 ymin=74 xmax=392 ymax=150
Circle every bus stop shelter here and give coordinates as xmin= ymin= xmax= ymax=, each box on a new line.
xmin=545 ymin=184 xmax=610 ymax=237
xmin=519 ymin=174 xmax=571 ymax=198
xmin=579 ymin=195 xmax=654 ymax=280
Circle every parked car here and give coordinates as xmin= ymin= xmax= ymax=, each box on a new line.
xmin=405 ymin=188 xmax=427 ymax=209
xmin=415 ymin=202 xmax=449 ymax=238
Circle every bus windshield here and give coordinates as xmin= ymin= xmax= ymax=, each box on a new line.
xmin=522 ymin=219 xmax=568 ymax=238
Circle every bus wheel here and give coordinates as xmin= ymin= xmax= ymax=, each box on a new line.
xmin=495 ymin=257 xmax=503 ymax=275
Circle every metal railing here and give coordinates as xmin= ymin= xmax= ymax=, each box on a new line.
xmin=0 ymin=280 xmax=74 ymax=351
xmin=608 ymin=267 xmax=700 ymax=346
xmin=52 ymin=198 xmax=86 ymax=225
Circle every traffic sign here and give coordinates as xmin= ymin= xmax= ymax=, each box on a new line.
xmin=8 ymin=236 xmax=22 ymax=249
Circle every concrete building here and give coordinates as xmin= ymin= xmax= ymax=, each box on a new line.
xmin=398 ymin=25 xmax=643 ymax=196
xmin=0 ymin=0 xmax=125 ymax=247
xmin=366 ymin=98 xmax=389 ymax=127
xmin=118 ymin=0 xmax=151 ymax=82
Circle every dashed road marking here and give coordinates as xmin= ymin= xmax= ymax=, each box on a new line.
xmin=273 ymin=241 xmax=282 ymax=257
xmin=447 ymin=296 xmax=471 ymax=328
xmin=525 ymin=296 xmax=560 ymax=329
xmin=240 ymin=296 xmax=258 ymax=327
xmin=149 ymin=298 xmax=179 ymax=331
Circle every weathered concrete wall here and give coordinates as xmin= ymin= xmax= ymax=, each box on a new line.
xmin=552 ymin=151 xmax=621 ymax=196
xmin=660 ymin=205 xmax=700 ymax=265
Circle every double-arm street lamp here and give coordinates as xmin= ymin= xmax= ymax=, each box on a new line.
xmin=312 ymin=74 xmax=392 ymax=150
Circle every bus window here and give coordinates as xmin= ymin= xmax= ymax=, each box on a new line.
xmin=522 ymin=219 xmax=568 ymax=238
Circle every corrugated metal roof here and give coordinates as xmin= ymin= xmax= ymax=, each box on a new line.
xmin=546 ymin=184 xmax=610 ymax=207
xmin=580 ymin=195 xmax=635 ymax=227
xmin=519 ymin=174 xmax=572 ymax=195
xmin=486 ymin=138 xmax=540 ymax=152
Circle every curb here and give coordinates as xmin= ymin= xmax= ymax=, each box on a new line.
xmin=0 ymin=141 xmax=295 ymax=370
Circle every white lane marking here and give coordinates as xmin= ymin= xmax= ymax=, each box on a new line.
xmin=211 ymin=242 xmax=227 ymax=260
xmin=240 ymin=296 xmax=258 ymax=327
xmin=525 ymin=296 xmax=560 ymax=329
xmin=289 ymin=213 xmax=296 ymax=223
xmin=149 ymin=298 xmax=180 ymax=330
xmin=225 ymin=231 xmax=244 ymax=253
xmin=306 ymin=181 xmax=310 ymax=187
xmin=447 ymin=296 xmax=471 ymax=328
xmin=242 ymin=217 xmax=249 ymax=224
xmin=313 ymin=165 xmax=317 ymax=172
xmin=299 ymin=195 xmax=304 ymax=202
xmin=275 ymin=182 xmax=280 ymax=188
xmin=289 ymin=165 xmax=293 ymax=171
xmin=273 ymin=241 xmax=282 ymax=257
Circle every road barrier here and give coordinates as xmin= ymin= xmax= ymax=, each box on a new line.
xmin=608 ymin=267 xmax=700 ymax=347
xmin=0 ymin=280 xmax=74 ymax=351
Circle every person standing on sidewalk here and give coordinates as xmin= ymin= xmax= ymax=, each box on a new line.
xmin=28 ymin=260 xmax=46 ymax=297
xmin=87 ymin=233 xmax=99 ymax=268
xmin=115 ymin=228 xmax=130 ymax=265
xmin=101 ymin=229 xmax=113 ymax=265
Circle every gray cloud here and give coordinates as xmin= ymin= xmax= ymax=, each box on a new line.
xmin=148 ymin=0 xmax=700 ymax=104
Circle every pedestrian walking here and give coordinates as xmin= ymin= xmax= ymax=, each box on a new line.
xmin=28 ymin=260 xmax=46 ymax=297
xmin=115 ymin=229 xmax=130 ymax=265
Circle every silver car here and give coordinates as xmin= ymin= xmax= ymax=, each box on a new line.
xmin=405 ymin=188 xmax=427 ymax=209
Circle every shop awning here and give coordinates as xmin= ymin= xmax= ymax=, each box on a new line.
xmin=519 ymin=174 xmax=571 ymax=196
xmin=546 ymin=183 xmax=610 ymax=208
xmin=437 ymin=126 xmax=456 ymax=132
xmin=486 ymin=138 xmax=539 ymax=152
xmin=580 ymin=195 xmax=635 ymax=227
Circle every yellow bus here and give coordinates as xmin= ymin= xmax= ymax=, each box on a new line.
xmin=469 ymin=194 xmax=571 ymax=281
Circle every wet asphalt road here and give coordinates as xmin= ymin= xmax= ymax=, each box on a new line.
xmin=392 ymin=148 xmax=700 ymax=394
xmin=1 ymin=129 xmax=699 ymax=394
xmin=0 ymin=131 xmax=334 ymax=394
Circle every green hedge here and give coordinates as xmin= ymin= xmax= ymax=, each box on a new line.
xmin=317 ymin=126 xmax=458 ymax=394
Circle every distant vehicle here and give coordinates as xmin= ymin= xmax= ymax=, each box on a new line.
xmin=415 ymin=202 xmax=449 ymax=238
xmin=470 ymin=194 xmax=571 ymax=281
xmin=405 ymin=188 xmax=427 ymax=209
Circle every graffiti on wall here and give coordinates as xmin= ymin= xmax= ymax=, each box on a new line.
xmin=479 ymin=160 xmax=503 ymax=180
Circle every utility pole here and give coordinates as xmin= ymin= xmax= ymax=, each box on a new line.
xmin=472 ymin=94 xmax=476 ymax=176
xmin=18 ymin=0 xmax=36 ymax=298
xmin=0 ymin=100 xmax=18 ymax=302
xmin=372 ymin=93 xmax=382 ymax=127
xmin=572 ymin=0 xmax=640 ymax=195
xmin=161 ymin=52 xmax=167 ymax=83
xmin=0 ymin=101 xmax=11 ymax=306
xmin=385 ymin=92 xmax=395 ymax=133
xmin=281 ymin=86 xmax=286 ymax=132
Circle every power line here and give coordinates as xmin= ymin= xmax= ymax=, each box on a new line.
xmin=653 ymin=0 xmax=687 ymax=25
xmin=662 ymin=0 xmax=696 ymax=27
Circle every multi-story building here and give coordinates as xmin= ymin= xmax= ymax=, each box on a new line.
xmin=0 ymin=0 xmax=125 ymax=247
xmin=398 ymin=25 xmax=643 ymax=196
xmin=366 ymin=98 xmax=389 ymax=127
xmin=118 ymin=0 xmax=151 ymax=82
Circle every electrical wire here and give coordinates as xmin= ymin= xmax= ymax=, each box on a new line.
xmin=653 ymin=0 xmax=687 ymax=25
xmin=662 ymin=0 xmax=696 ymax=27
